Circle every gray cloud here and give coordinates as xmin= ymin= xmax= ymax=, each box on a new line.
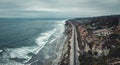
xmin=0 ymin=0 xmax=120 ymax=18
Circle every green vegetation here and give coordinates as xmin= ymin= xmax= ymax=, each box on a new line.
xmin=78 ymin=55 xmax=109 ymax=65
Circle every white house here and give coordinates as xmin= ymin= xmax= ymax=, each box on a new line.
xmin=93 ymin=28 xmax=112 ymax=36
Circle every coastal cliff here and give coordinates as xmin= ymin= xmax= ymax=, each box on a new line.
xmin=59 ymin=15 xmax=120 ymax=65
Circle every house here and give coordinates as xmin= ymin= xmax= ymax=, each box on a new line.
xmin=93 ymin=28 xmax=112 ymax=36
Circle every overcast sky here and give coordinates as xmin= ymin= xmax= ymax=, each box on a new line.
xmin=0 ymin=0 xmax=120 ymax=18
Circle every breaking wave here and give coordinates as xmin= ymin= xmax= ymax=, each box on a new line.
xmin=0 ymin=20 xmax=66 ymax=65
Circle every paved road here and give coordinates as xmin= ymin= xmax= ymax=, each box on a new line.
xmin=70 ymin=23 xmax=79 ymax=65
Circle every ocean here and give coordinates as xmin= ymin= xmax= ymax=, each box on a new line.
xmin=0 ymin=18 xmax=67 ymax=65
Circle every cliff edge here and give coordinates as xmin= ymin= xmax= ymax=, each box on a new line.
xmin=59 ymin=15 xmax=120 ymax=65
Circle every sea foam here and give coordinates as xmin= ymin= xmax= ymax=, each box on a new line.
xmin=0 ymin=20 xmax=66 ymax=65
xmin=35 ymin=20 xmax=65 ymax=54
xmin=35 ymin=28 xmax=56 ymax=54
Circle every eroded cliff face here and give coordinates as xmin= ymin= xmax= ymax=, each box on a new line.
xmin=58 ymin=15 xmax=120 ymax=65
xmin=73 ymin=15 xmax=120 ymax=65
xmin=77 ymin=24 xmax=110 ymax=57
xmin=58 ymin=21 xmax=72 ymax=65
